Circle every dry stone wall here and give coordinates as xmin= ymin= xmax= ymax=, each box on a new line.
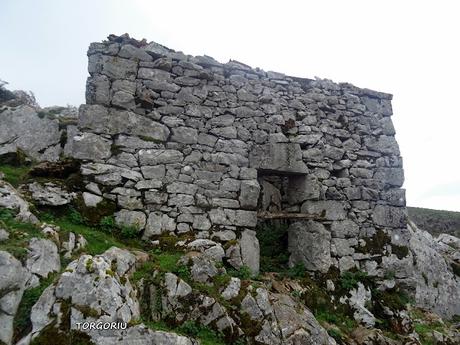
xmin=76 ymin=34 xmax=407 ymax=275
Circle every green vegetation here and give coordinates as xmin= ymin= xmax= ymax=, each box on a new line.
xmin=120 ymin=225 xmax=139 ymax=239
xmin=283 ymin=263 xmax=307 ymax=279
xmin=338 ymin=270 xmax=369 ymax=290
xmin=0 ymin=208 xmax=43 ymax=261
xmin=257 ymin=221 xmax=289 ymax=272
xmin=0 ymin=164 xmax=30 ymax=186
xmin=99 ymin=215 xmax=116 ymax=232
xmin=39 ymin=207 xmax=145 ymax=256
xmin=67 ymin=206 xmax=85 ymax=225
xmin=373 ymin=287 xmax=413 ymax=312
xmin=156 ymin=252 xmax=184 ymax=272
xmin=13 ymin=273 xmax=58 ymax=340
xmin=144 ymin=319 xmax=227 ymax=345
xmin=53 ymin=217 xmax=127 ymax=256
xmin=132 ymin=251 xmax=188 ymax=283
xmin=355 ymin=229 xmax=391 ymax=255
xmin=326 ymin=328 xmax=345 ymax=342
xmin=408 ymin=206 xmax=460 ymax=238
xmin=178 ymin=321 xmax=226 ymax=345
xmin=414 ymin=321 xmax=446 ymax=345
xmin=227 ymin=265 xmax=252 ymax=280
xmin=315 ymin=308 xmax=356 ymax=340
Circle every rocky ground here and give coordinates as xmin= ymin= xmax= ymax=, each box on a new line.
xmin=1 ymin=63 xmax=459 ymax=345
xmin=0 ymin=151 xmax=458 ymax=345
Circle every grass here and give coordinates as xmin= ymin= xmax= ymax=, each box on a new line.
xmin=132 ymin=251 xmax=189 ymax=283
xmin=53 ymin=218 xmax=128 ymax=256
xmin=156 ymin=252 xmax=184 ymax=272
xmin=0 ymin=164 xmax=30 ymax=186
xmin=414 ymin=321 xmax=446 ymax=345
xmin=39 ymin=207 xmax=146 ymax=256
xmin=144 ymin=319 xmax=227 ymax=345
xmin=0 ymin=208 xmax=44 ymax=261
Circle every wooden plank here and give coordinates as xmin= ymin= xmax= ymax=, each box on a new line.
xmin=257 ymin=211 xmax=324 ymax=220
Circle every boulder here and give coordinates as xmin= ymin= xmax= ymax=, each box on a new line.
xmin=0 ymin=106 xmax=62 ymax=162
xmin=0 ymin=180 xmax=38 ymax=223
xmin=240 ymin=230 xmax=260 ymax=276
xmin=288 ymin=221 xmax=332 ymax=273
xmin=0 ymin=251 xmax=31 ymax=345
xmin=407 ymin=221 xmax=460 ymax=318
xmin=19 ymin=248 xmax=157 ymax=344
xmin=27 ymin=182 xmax=76 ymax=206
xmin=25 ymin=238 xmax=60 ymax=279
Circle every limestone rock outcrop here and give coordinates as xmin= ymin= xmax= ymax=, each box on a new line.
xmin=0 ymin=252 xmax=31 ymax=345
xmin=0 ymin=105 xmax=77 ymax=163
xmin=406 ymin=220 xmax=460 ymax=318
xmin=17 ymin=247 xmax=196 ymax=345
xmin=0 ymin=179 xmax=38 ymax=224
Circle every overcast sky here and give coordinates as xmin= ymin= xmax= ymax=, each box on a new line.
xmin=1 ymin=0 xmax=459 ymax=211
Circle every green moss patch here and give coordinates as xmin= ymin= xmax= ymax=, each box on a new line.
xmin=355 ymin=229 xmax=391 ymax=256
xmin=0 ymin=164 xmax=31 ymax=187
xmin=0 ymin=208 xmax=43 ymax=262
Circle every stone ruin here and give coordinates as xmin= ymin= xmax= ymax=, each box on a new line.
xmin=67 ymin=34 xmax=407 ymax=276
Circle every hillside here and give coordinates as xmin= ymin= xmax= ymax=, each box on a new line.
xmin=0 ymin=34 xmax=459 ymax=345
xmin=408 ymin=206 xmax=460 ymax=238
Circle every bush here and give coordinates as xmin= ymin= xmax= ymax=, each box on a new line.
xmin=99 ymin=215 xmax=116 ymax=233
xmin=339 ymin=270 xmax=369 ymax=290
xmin=120 ymin=225 xmax=139 ymax=239
xmin=177 ymin=321 xmax=225 ymax=345
xmin=67 ymin=207 xmax=85 ymax=225
xmin=228 ymin=265 xmax=252 ymax=280
xmin=285 ymin=263 xmax=307 ymax=279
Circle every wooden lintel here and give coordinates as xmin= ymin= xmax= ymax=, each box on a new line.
xmin=257 ymin=211 xmax=323 ymax=220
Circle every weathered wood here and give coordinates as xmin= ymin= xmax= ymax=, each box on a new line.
xmin=257 ymin=211 xmax=323 ymax=220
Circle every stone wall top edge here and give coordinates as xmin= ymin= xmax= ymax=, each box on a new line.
xmin=89 ymin=34 xmax=393 ymax=101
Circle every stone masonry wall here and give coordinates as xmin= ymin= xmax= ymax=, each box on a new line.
xmin=74 ymin=34 xmax=407 ymax=275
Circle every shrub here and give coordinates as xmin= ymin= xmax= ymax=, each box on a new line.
xmin=120 ymin=225 xmax=139 ymax=239
xmin=67 ymin=207 xmax=84 ymax=225
xmin=99 ymin=215 xmax=116 ymax=233
xmin=228 ymin=265 xmax=252 ymax=280
xmin=338 ymin=270 xmax=369 ymax=290
xmin=285 ymin=263 xmax=307 ymax=279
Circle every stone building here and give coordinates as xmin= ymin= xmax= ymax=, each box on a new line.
xmin=73 ymin=34 xmax=407 ymax=275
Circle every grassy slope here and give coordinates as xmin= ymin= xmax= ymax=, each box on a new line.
xmin=408 ymin=206 xmax=460 ymax=238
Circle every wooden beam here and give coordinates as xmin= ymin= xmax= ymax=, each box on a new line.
xmin=257 ymin=211 xmax=324 ymax=220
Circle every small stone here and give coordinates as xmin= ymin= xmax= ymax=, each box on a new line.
xmin=221 ymin=277 xmax=241 ymax=300
xmin=0 ymin=228 xmax=9 ymax=242
xmin=82 ymin=192 xmax=103 ymax=207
